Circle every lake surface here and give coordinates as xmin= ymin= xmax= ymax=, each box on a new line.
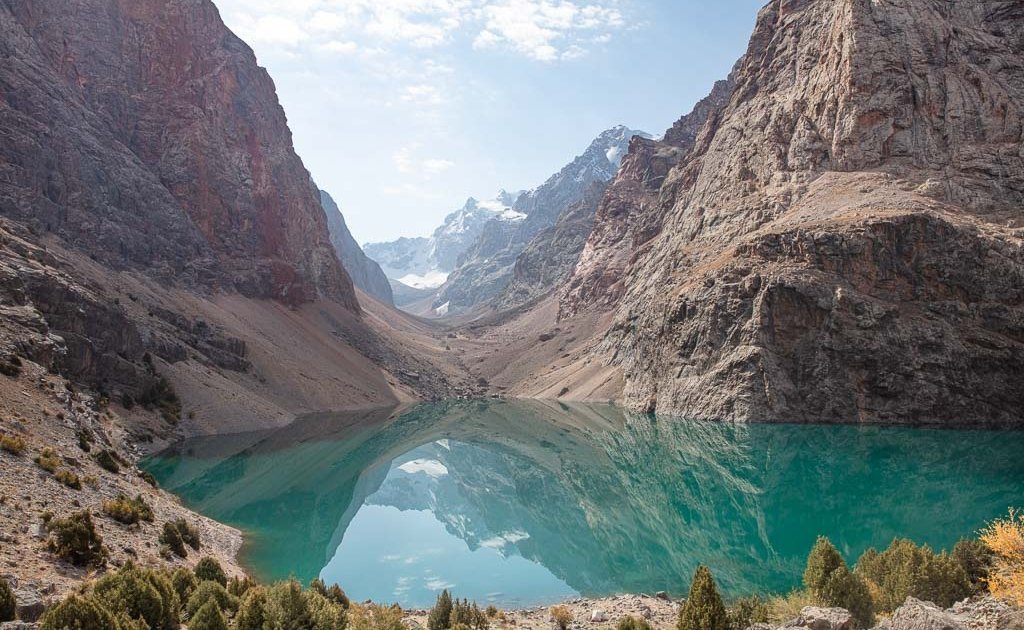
xmin=143 ymin=400 xmax=1024 ymax=608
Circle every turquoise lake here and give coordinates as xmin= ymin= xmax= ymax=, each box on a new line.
xmin=143 ymin=400 xmax=1024 ymax=609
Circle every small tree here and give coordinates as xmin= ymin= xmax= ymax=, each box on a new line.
xmin=235 ymin=587 xmax=269 ymax=630
xmin=679 ymin=565 xmax=728 ymax=630
xmin=727 ymin=596 xmax=769 ymax=630
xmin=820 ymin=565 xmax=873 ymax=629
xmin=428 ymin=589 xmax=454 ymax=630
xmin=951 ymin=538 xmax=993 ymax=594
xmin=0 ymin=576 xmax=14 ymax=622
xmin=172 ymin=567 xmax=198 ymax=603
xmin=189 ymin=600 xmax=229 ymax=630
xmin=804 ymin=537 xmax=845 ymax=597
xmin=980 ymin=509 xmax=1024 ymax=606
xmin=185 ymin=581 xmax=237 ymax=619
xmin=92 ymin=562 xmax=179 ymax=630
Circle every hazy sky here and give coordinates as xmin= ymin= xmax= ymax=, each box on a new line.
xmin=211 ymin=0 xmax=765 ymax=244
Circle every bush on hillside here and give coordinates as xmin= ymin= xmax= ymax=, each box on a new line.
xmin=307 ymin=588 xmax=348 ymax=630
xmin=0 ymin=576 xmax=14 ymax=622
xmin=185 ymin=580 xmax=237 ymax=619
xmin=820 ymin=565 xmax=874 ymax=629
xmin=804 ymin=537 xmax=845 ymax=597
xmin=450 ymin=598 xmax=488 ymax=630
xmin=194 ymin=557 xmax=227 ymax=586
xmin=171 ymin=567 xmax=198 ymax=604
xmin=92 ymin=562 xmax=179 ymax=630
xmin=0 ymin=434 xmax=25 ymax=455
xmin=618 ymin=615 xmax=654 ymax=630
xmin=235 ymin=587 xmax=269 ymax=630
xmin=549 ymin=605 xmax=573 ymax=630
xmin=54 ymin=469 xmax=82 ymax=490
xmin=348 ymin=602 xmax=404 ymax=630
xmin=94 ymin=449 xmax=121 ymax=473
xmin=728 ymin=596 xmax=770 ymax=630
xmin=229 ymin=575 xmax=258 ymax=598
xmin=951 ymin=538 xmax=993 ymax=594
xmin=46 ymin=510 xmax=108 ymax=567
xmin=679 ymin=565 xmax=728 ymax=630
xmin=39 ymin=594 xmax=118 ymax=630
xmin=310 ymin=577 xmax=350 ymax=609
xmin=856 ymin=538 xmax=970 ymax=612
xmin=35 ymin=447 xmax=61 ymax=473
xmin=189 ymin=600 xmax=228 ymax=630
xmin=102 ymin=494 xmax=154 ymax=525
xmin=980 ymin=509 xmax=1024 ymax=606
xmin=160 ymin=521 xmax=187 ymax=557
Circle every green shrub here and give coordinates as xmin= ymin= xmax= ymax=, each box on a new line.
xmin=94 ymin=449 xmax=121 ymax=473
xmin=160 ymin=521 xmax=187 ymax=557
xmin=0 ymin=576 xmax=14 ymax=622
xmin=235 ymin=586 xmax=269 ymax=630
xmin=139 ymin=377 xmax=181 ymax=424
xmin=804 ymin=537 xmax=845 ymax=597
xmin=856 ymin=538 xmax=971 ymax=612
xmin=951 ymin=538 xmax=993 ymax=594
xmin=46 ymin=510 xmax=108 ymax=567
xmin=451 ymin=598 xmax=488 ymax=630
xmin=160 ymin=519 xmax=200 ymax=558
xmin=194 ymin=557 xmax=227 ymax=586
xmin=172 ymin=567 xmax=199 ymax=604
xmin=93 ymin=562 xmax=179 ymax=630
xmin=485 ymin=605 xmax=499 ymax=619
xmin=76 ymin=430 xmax=92 ymax=453
xmin=185 ymin=580 xmax=237 ymax=619
xmin=820 ymin=566 xmax=873 ymax=629
xmin=54 ymin=469 xmax=82 ymax=489
xmin=40 ymin=594 xmax=118 ymax=630
xmin=679 ymin=565 xmax=728 ymax=630
xmin=35 ymin=447 xmax=61 ymax=473
xmin=428 ymin=589 xmax=453 ymax=630
xmin=728 ymin=596 xmax=770 ymax=630
xmin=102 ymin=494 xmax=154 ymax=524
xmin=190 ymin=600 xmax=228 ymax=630
xmin=264 ymin=579 xmax=312 ymax=627
xmin=0 ymin=434 xmax=26 ymax=455
xmin=307 ymin=588 xmax=348 ymax=630
xmin=229 ymin=575 xmax=258 ymax=598
xmin=310 ymin=577 xmax=350 ymax=608
xmin=767 ymin=590 xmax=817 ymax=624
xmin=349 ymin=603 xmax=404 ymax=630
xmin=618 ymin=615 xmax=654 ymax=630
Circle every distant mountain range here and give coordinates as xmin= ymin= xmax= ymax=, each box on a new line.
xmin=365 ymin=126 xmax=650 ymax=316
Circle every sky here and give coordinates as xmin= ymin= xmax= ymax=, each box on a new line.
xmin=210 ymin=0 xmax=766 ymax=244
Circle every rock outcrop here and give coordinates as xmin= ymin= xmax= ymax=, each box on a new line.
xmin=558 ymin=0 xmax=1024 ymax=425
xmin=320 ymin=190 xmax=393 ymax=305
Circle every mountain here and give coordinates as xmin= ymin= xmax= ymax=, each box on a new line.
xmin=320 ymin=190 xmax=394 ymax=305
xmin=364 ymin=191 xmax=522 ymax=290
xmin=555 ymin=0 xmax=1024 ymax=424
xmin=434 ymin=126 xmax=650 ymax=315
xmin=0 ymin=0 xmax=455 ymax=436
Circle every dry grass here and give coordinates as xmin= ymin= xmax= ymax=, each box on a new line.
xmin=767 ymin=590 xmax=817 ymax=624
xmin=0 ymin=434 xmax=25 ymax=455
xmin=980 ymin=509 xmax=1024 ymax=606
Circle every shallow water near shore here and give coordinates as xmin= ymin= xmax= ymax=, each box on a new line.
xmin=143 ymin=400 xmax=1024 ymax=609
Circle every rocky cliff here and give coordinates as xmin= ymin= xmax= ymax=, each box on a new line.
xmin=320 ymin=190 xmax=394 ymax=305
xmin=0 ymin=0 xmax=355 ymax=309
xmin=436 ymin=126 xmax=648 ymax=314
xmin=560 ymin=0 xmax=1024 ymax=425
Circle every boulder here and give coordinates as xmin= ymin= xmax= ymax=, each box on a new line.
xmin=655 ymin=591 xmax=670 ymax=601
xmin=889 ymin=598 xmax=964 ymax=630
xmin=591 ymin=609 xmax=608 ymax=622
xmin=13 ymin=591 xmax=45 ymax=623
xmin=998 ymin=609 xmax=1024 ymax=630
xmin=781 ymin=607 xmax=853 ymax=630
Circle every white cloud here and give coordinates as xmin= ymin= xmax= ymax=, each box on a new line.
xmin=393 ymin=146 xmax=455 ymax=177
xmin=319 ymin=40 xmax=358 ymax=54
xmin=401 ymin=84 xmax=444 ymax=106
xmin=215 ymin=0 xmax=626 ymax=61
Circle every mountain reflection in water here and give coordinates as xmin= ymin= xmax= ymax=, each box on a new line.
xmin=144 ymin=400 xmax=1024 ymax=608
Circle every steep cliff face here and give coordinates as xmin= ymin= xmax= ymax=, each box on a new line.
xmin=564 ymin=0 xmax=1024 ymax=425
xmin=0 ymin=0 xmax=356 ymax=309
xmin=320 ymin=190 xmax=393 ymax=305
xmin=496 ymin=181 xmax=609 ymax=310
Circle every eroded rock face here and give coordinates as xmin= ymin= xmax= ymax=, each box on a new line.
xmin=0 ymin=0 xmax=356 ymax=309
xmin=562 ymin=0 xmax=1024 ymax=424
xmin=321 ymin=190 xmax=393 ymax=305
